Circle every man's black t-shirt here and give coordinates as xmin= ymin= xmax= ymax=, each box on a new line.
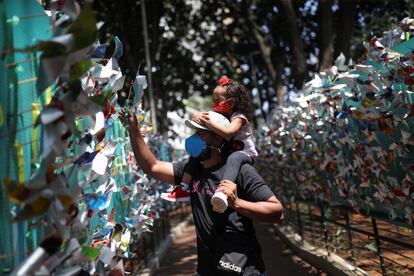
xmin=173 ymin=159 xmax=275 ymax=275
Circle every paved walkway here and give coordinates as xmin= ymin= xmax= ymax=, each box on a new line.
xmin=154 ymin=223 xmax=198 ymax=276
xmin=154 ymin=221 xmax=325 ymax=276
xmin=254 ymin=223 xmax=325 ymax=276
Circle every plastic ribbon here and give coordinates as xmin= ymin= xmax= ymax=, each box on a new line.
xmin=15 ymin=143 xmax=25 ymax=182
xmin=0 ymin=101 xmax=4 ymax=127
xmin=121 ymin=122 xmax=126 ymax=169
xmin=32 ymin=103 xmax=40 ymax=160
xmin=45 ymin=85 xmax=52 ymax=105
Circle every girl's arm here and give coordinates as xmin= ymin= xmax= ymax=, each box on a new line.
xmin=192 ymin=111 xmax=208 ymax=124
xmin=199 ymin=114 xmax=243 ymax=140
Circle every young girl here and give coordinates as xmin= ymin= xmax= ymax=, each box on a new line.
xmin=161 ymin=76 xmax=258 ymax=213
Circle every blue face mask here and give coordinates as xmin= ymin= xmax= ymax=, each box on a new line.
xmin=185 ymin=133 xmax=206 ymax=157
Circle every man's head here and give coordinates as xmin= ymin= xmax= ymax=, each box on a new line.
xmin=184 ymin=111 xmax=230 ymax=162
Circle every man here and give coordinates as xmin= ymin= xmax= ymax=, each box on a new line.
xmin=120 ymin=108 xmax=283 ymax=275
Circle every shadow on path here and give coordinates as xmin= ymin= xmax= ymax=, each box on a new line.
xmin=154 ymin=220 xmax=326 ymax=276
xmin=154 ymin=224 xmax=197 ymax=276
xmin=255 ymin=223 xmax=326 ymax=276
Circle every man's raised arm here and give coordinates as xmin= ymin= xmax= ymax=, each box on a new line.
xmin=120 ymin=108 xmax=175 ymax=184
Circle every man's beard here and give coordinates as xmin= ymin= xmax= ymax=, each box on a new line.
xmin=199 ymin=144 xmax=224 ymax=161
xmin=199 ymin=147 xmax=212 ymax=161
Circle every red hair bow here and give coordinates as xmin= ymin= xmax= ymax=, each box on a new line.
xmin=218 ymin=76 xmax=230 ymax=85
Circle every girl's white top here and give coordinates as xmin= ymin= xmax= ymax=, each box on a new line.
xmin=230 ymin=112 xmax=258 ymax=158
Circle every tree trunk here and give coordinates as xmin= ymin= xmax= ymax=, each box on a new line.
xmin=248 ymin=17 xmax=277 ymax=81
xmin=335 ymin=0 xmax=357 ymax=62
xmin=246 ymin=7 xmax=283 ymax=107
xmin=277 ymin=0 xmax=307 ymax=89
xmin=114 ymin=0 xmax=141 ymax=105
xmin=317 ymin=0 xmax=334 ymax=70
xmin=147 ymin=0 xmax=165 ymax=134
xmin=276 ymin=85 xmax=286 ymax=108
xmin=248 ymin=52 xmax=267 ymax=120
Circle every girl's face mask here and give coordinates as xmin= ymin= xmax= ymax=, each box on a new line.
xmin=212 ymin=99 xmax=232 ymax=114
xmin=185 ymin=133 xmax=206 ymax=157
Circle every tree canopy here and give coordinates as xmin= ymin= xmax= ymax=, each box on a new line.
xmin=90 ymin=0 xmax=414 ymax=132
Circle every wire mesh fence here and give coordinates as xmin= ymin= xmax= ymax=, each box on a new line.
xmin=280 ymin=201 xmax=414 ymax=275
xmin=122 ymin=203 xmax=191 ymax=274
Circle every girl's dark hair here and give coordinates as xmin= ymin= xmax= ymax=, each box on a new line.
xmin=219 ymin=77 xmax=253 ymax=122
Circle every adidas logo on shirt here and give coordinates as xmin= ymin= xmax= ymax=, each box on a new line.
xmin=219 ymin=260 xmax=242 ymax=273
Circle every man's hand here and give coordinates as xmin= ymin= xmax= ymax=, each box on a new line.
xmin=218 ymin=180 xmax=284 ymax=224
xmin=217 ymin=180 xmax=238 ymax=207
xmin=119 ymin=107 xmax=141 ymax=137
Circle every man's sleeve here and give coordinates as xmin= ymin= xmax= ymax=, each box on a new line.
xmin=237 ymin=164 xmax=275 ymax=202
xmin=172 ymin=159 xmax=188 ymax=185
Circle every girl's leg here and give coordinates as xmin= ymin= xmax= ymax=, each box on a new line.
xmin=180 ymin=156 xmax=201 ymax=191
xmin=211 ymin=152 xmax=252 ymax=213
xmin=161 ymin=157 xmax=200 ymax=202
xmin=180 ymin=172 xmax=192 ymax=191
xmin=222 ymin=151 xmax=252 ymax=182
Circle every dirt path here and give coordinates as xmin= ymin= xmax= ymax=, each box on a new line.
xmin=154 ymin=224 xmax=198 ymax=276
xmin=255 ymin=223 xmax=325 ymax=275
xmin=154 ymin=221 xmax=325 ymax=276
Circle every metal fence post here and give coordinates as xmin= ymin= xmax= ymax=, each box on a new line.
xmin=142 ymin=234 xmax=148 ymax=267
xmin=180 ymin=203 xmax=185 ymax=220
xmin=320 ymin=204 xmax=330 ymax=256
xmin=154 ymin=219 xmax=160 ymax=249
xmin=295 ymin=201 xmax=303 ymax=242
xmin=161 ymin=213 xmax=167 ymax=240
xmin=344 ymin=211 xmax=356 ymax=265
xmin=308 ymin=204 xmax=314 ymax=239
xmin=371 ymin=217 xmax=387 ymax=275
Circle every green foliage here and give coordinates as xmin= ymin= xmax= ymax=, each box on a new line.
xmin=67 ymin=4 xmax=97 ymax=50
xmin=69 ymin=60 xmax=92 ymax=82
xmin=37 ymin=41 xmax=67 ymax=58
xmin=90 ymin=0 xmax=414 ymax=132
xmin=184 ymin=94 xmax=213 ymax=112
